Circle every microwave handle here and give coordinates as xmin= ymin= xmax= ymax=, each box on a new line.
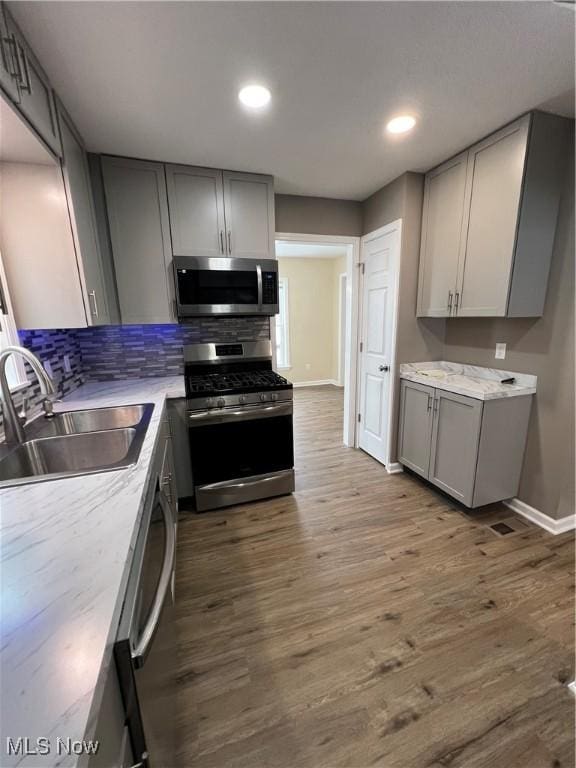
xmin=131 ymin=490 xmax=175 ymax=667
xmin=256 ymin=264 xmax=263 ymax=308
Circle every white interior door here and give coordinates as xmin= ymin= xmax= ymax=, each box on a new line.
xmin=358 ymin=226 xmax=400 ymax=466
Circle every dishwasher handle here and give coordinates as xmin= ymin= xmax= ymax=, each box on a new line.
xmin=132 ymin=490 xmax=175 ymax=667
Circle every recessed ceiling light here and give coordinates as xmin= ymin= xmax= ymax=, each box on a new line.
xmin=238 ymin=84 xmax=271 ymax=109
xmin=386 ymin=115 xmax=417 ymax=134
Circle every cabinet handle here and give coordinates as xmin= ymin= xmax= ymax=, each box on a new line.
xmin=454 ymin=291 xmax=460 ymax=313
xmin=3 ymin=33 xmax=21 ymax=82
xmin=16 ymin=41 xmax=31 ymax=94
xmin=433 ymin=397 xmax=439 ymax=413
xmin=219 ymin=230 xmax=224 ymax=254
xmin=88 ymin=289 xmax=98 ymax=318
xmin=227 ymin=230 xmax=232 ymax=255
xmin=427 ymin=395 xmax=432 ymax=412
xmin=447 ymin=290 xmax=453 ymax=313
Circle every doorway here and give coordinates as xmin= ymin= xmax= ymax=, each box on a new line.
xmin=357 ymin=221 xmax=402 ymax=467
xmin=273 ymin=233 xmax=360 ymax=447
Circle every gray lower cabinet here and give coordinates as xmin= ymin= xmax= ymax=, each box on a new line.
xmin=167 ymin=399 xmax=194 ymax=499
xmin=397 ymin=380 xmax=434 ymax=477
xmin=101 ymin=156 xmax=175 ymax=324
xmin=428 ymin=389 xmax=483 ymax=505
xmin=398 ymin=379 xmax=532 ymax=507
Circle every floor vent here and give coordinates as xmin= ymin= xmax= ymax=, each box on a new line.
xmin=490 ymin=522 xmax=516 ymax=536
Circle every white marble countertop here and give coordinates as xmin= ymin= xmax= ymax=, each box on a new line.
xmin=0 ymin=376 xmax=185 ymax=767
xmin=399 ymin=361 xmax=537 ymax=400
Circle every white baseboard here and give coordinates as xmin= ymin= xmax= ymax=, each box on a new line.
xmin=503 ymin=497 xmax=575 ymax=535
xmin=293 ymin=379 xmax=339 ymax=388
xmin=386 ymin=462 xmax=404 ymax=474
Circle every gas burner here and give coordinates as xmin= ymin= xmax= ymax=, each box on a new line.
xmin=187 ymin=369 xmax=291 ymax=396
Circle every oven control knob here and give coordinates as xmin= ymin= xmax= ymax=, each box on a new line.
xmin=271 ymin=393 xmax=278 ymax=402
xmin=238 ymin=395 xmax=246 ymax=405
xmin=259 ymin=393 xmax=267 ymax=402
xmin=217 ymin=398 xmax=226 ymax=408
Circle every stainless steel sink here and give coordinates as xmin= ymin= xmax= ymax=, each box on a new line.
xmin=0 ymin=403 xmax=154 ymax=488
xmin=32 ymin=404 xmax=149 ymax=437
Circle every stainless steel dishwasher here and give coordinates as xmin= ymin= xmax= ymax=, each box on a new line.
xmin=114 ymin=474 xmax=177 ymax=768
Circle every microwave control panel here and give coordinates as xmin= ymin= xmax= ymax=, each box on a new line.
xmin=262 ymin=272 xmax=278 ymax=305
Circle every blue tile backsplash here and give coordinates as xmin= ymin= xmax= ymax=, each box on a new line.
xmin=78 ymin=318 xmax=270 ymax=380
xmin=2 ymin=318 xmax=270 ymax=430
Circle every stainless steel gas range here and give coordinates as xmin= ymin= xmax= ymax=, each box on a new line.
xmin=184 ymin=340 xmax=294 ymax=511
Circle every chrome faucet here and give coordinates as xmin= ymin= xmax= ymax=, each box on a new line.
xmin=0 ymin=345 xmax=58 ymax=444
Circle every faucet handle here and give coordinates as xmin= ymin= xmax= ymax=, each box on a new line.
xmin=42 ymin=394 xmax=61 ymax=418
xmin=17 ymin=395 xmax=28 ymax=426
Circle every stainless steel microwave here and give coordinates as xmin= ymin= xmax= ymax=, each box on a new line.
xmin=174 ymin=256 xmax=279 ymax=318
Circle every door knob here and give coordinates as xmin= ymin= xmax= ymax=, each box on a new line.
xmin=379 ymin=365 xmax=389 ymax=372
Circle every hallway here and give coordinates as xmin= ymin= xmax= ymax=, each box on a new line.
xmin=175 ymin=386 xmax=575 ymax=768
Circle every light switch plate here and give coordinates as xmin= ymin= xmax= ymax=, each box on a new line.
xmin=63 ymin=354 xmax=72 ymax=374
xmin=495 ymin=343 xmax=506 ymax=360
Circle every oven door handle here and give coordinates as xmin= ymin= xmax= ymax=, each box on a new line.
xmin=188 ymin=402 xmax=292 ymax=426
xmin=131 ymin=489 xmax=175 ymax=668
xmin=200 ymin=472 xmax=291 ymax=492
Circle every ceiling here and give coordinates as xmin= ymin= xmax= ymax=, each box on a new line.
xmin=276 ymin=242 xmax=349 ymax=258
xmin=0 ymin=94 xmax=56 ymax=165
xmin=9 ymin=1 xmax=575 ymax=200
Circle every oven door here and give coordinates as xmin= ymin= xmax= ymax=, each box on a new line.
xmin=174 ymin=256 xmax=278 ymax=317
xmin=188 ymin=402 xmax=294 ymax=510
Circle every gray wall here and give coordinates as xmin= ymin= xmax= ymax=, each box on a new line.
xmin=275 ymin=194 xmax=362 ymax=236
xmin=362 ymin=172 xmax=446 ymax=461
xmin=442 ymin=148 xmax=575 ymax=520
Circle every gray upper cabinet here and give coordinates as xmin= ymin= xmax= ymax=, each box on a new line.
xmin=166 ymin=165 xmax=226 ymax=257
xmin=0 ymin=7 xmax=19 ymax=102
xmin=398 ymin=380 xmax=435 ymax=477
xmin=222 ymin=171 xmax=275 ymax=259
xmin=417 ymin=153 xmax=467 ymax=317
xmin=428 ymin=390 xmax=483 ymax=506
xmin=456 ymin=118 xmax=529 ymax=317
xmin=1 ymin=6 xmax=61 ymax=157
xmin=101 ymin=157 xmax=174 ymax=324
xmin=417 ymin=111 xmax=571 ymax=318
xmin=166 ymin=165 xmax=274 ymax=259
xmin=58 ymin=106 xmax=111 ymax=325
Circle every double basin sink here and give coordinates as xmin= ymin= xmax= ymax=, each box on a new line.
xmin=0 ymin=403 xmax=154 ymax=489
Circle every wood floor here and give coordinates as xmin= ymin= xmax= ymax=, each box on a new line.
xmin=175 ymin=385 xmax=575 ymax=768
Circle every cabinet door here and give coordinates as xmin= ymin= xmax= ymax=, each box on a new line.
xmin=102 ymin=157 xmax=174 ymax=324
xmin=58 ymin=107 xmax=110 ymax=325
xmin=165 ymin=165 xmax=226 ymax=257
xmin=4 ymin=11 xmax=60 ymax=156
xmin=429 ymin=390 xmax=483 ymax=506
xmin=417 ymin=153 xmax=467 ymax=317
xmin=0 ymin=8 xmax=19 ymax=102
xmin=398 ymin=380 xmax=435 ymax=477
xmin=456 ymin=116 xmax=529 ymax=317
xmin=222 ymin=171 xmax=275 ymax=259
